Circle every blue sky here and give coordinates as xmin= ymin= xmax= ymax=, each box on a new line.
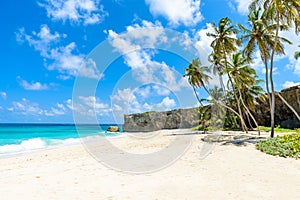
xmin=0 ymin=0 xmax=299 ymax=123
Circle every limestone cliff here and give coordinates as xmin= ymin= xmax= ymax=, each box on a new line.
xmin=123 ymin=108 xmax=199 ymax=132
xmin=253 ymin=85 xmax=300 ymax=129
xmin=123 ymin=85 xmax=300 ymax=132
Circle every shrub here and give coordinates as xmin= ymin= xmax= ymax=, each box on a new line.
xmin=258 ymin=125 xmax=295 ymax=132
xmin=256 ymin=133 xmax=300 ymax=159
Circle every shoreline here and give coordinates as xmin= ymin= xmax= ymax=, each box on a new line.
xmin=0 ymin=132 xmax=125 ymax=159
xmin=0 ymin=129 xmax=294 ymax=160
xmin=1 ymin=129 xmax=300 ymax=199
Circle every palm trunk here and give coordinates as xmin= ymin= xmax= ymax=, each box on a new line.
xmin=219 ymin=73 xmax=239 ymax=126
xmin=228 ymin=75 xmax=248 ymax=133
xmin=236 ymin=84 xmax=260 ymax=135
xmin=245 ymin=110 xmax=254 ymax=130
xmin=263 ymin=58 xmax=272 ymax=109
xmin=193 ymin=86 xmax=203 ymax=107
xmin=219 ymin=74 xmax=227 ymax=99
xmin=202 ymin=85 xmax=242 ymax=118
xmin=269 ymin=15 xmax=280 ymax=138
xmin=221 ymin=46 xmax=247 ymax=132
xmin=277 ymin=92 xmax=300 ymax=122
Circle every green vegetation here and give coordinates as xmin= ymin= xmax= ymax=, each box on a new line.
xmin=184 ymin=0 xmax=300 ymax=137
xmin=257 ymin=126 xmax=296 ymax=133
xmin=256 ymin=133 xmax=300 ymax=159
xmin=191 ymin=125 xmax=219 ymax=131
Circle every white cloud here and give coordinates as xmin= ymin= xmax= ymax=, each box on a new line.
xmin=79 ymin=96 xmax=109 ymax=109
xmin=194 ymin=23 xmax=215 ymax=65
xmin=111 ymin=88 xmax=143 ymax=115
xmin=16 ymin=25 xmax=102 ymax=79
xmin=136 ymin=86 xmax=151 ymax=98
xmin=156 ymin=97 xmax=176 ymax=109
xmin=282 ymin=81 xmax=300 ymax=89
xmin=135 ymin=85 xmax=172 ymax=99
xmin=0 ymin=92 xmax=7 ymax=100
xmin=152 ymin=85 xmax=171 ymax=96
xmin=108 ymin=20 xmax=166 ymax=53
xmin=112 ymin=88 xmax=138 ymax=106
xmin=66 ymin=99 xmax=73 ymax=110
xmin=9 ymin=98 xmax=44 ymax=116
xmin=111 ymin=87 xmax=177 ymax=117
xmin=145 ymin=0 xmax=203 ymax=26
xmin=45 ymin=103 xmax=67 ymax=116
xmin=78 ymin=58 xmax=103 ymax=79
xmin=8 ymin=98 xmax=71 ymax=116
xmin=107 ymin=20 xmax=188 ymax=91
xmin=46 ymin=42 xmax=84 ymax=77
xmin=280 ymin=28 xmax=300 ymax=77
xmin=16 ymin=25 xmax=63 ymax=56
xmin=231 ymin=0 xmax=251 ymax=15
xmin=39 ymin=0 xmax=108 ymax=25
xmin=18 ymin=77 xmax=49 ymax=90
xmin=72 ymin=96 xmax=111 ymax=117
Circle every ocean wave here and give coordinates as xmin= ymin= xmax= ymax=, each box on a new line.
xmin=0 ymin=133 xmax=124 ymax=158
xmin=0 ymin=137 xmax=82 ymax=157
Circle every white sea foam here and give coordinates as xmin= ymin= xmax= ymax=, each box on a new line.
xmin=0 ymin=133 xmax=124 ymax=158
xmin=21 ymin=138 xmax=47 ymax=150
xmin=0 ymin=138 xmax=46 ymax=154
xmin=0 ymin=137 xmax=80 ymax=158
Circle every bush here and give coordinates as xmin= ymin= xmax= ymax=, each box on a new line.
xmin=258 ymin=125 xmax=295 ymax=132
xmin=256 ymin=133 xmax=300 ymax=159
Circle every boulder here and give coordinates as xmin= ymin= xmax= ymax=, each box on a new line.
xmin=107 ymin=126 xmax=119 ymax=132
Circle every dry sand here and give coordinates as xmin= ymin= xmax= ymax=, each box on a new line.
xmin=1 ymin=129 xmax=300 ymax=200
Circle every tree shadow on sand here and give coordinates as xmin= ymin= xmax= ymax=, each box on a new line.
xmin=202 ymin=134 xmax=265 ymax=147
xmin=165 ymin=131 xmax=203 ymax=136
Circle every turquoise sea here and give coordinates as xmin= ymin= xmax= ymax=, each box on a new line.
xmin=0 ymin=124 xmax=122 ymax=157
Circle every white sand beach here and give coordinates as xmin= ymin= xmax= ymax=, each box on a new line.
xmin=1 ymin=129 xmax=300 ymax=200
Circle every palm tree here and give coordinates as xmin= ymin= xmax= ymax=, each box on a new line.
xmin=207 ymin=18 xmax=248 ymax=132
xmin=226 ymin=52 xmax=261 ymax=134
xmin=240 ymin=7 xmax=291 ymax=107
xmin=183 ymin=58 xmax=212 ymax=106
xmin=250 ymin=0 xmax=300 ymax=137
xmin=207 ymin=17 xmax=241 ymax=59
xmin=240 ymin=8 xmax=275 ymax=107
xmin=241 ymin=78 xmax=266 ymax=112
xmin=241 ymin=78 xmax=267 ymax=130
xmin=208 ymin=52 xmax=227 ymax=98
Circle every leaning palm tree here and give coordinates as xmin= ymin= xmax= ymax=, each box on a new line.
xmin=207 ymin=17 xmax=241 ymax=59
xmin=240 ymin=8 xmax=291 ymax=97
xmin=207 ymin=17 xmax=248 ymax=132
xmin=208 ymin=52 xmax=227 ymax=98
xmin=239 ymin=7 xmax=291 ymax=136
xmin=250 ymin=0 xmax=300 ymax=137
xmin=239 ymin=7 xmax=281 ymax=108
xmin=183 ymin=58 xmax=212 ymax=106
xmin=226 ymin=52 xmax=261 ymax=134
xmin=241 ymin=78 xmax=266 ymax=112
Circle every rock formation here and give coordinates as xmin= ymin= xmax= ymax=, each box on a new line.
xmin=123 ymin=85 xmax=300 ymax=132
xmin=107 ymin=126 xmax=119 ymax=132
xmin=253 ymin=85 xmax=300 ymax=129
xmin=123 ymin=108 xmax=199 ymax=132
